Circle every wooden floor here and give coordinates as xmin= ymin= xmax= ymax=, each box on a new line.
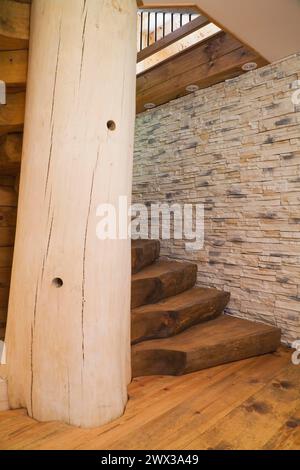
xmin=0 ymin=347 xmax=299 ymax=450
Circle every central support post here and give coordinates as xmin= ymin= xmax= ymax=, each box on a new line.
xmin=6 ymin=0 xmax=137 ymax=427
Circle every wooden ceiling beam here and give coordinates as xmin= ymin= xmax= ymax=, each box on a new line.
xmin=136 ymin=31 xmax=267 ymax=113
xmin=0 ymin=0 xmax=30 ymax=51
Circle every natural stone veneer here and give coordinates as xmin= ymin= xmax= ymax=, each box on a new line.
xmin=133 ymin=54 xmax=300 ymax=345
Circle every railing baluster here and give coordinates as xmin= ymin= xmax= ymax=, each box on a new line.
xmin=147 ymin=11 xmax=150 ymax=46
xmin=138 ymin=9 xmax=201 ymax=53
xmin=140 ymin=11 xmax=143 ymax=52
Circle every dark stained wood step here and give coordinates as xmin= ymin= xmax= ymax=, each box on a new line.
xmin=132 ymin=315 xmax=281 ymax=377
xmin=131 ymin=258 xmax=197 ymax=309
xmin=132 ymin=239 xmax=160 ymax=274
xmin=132 ymin=287 xmax=230 ymax=344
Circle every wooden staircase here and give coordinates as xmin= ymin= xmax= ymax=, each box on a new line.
xmin=131 ymin=240 xmax=281 ymax=377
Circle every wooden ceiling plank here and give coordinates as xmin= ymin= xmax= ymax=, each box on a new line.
xmin=137 ymin=50 xmax=265 ymax=112
xmin=136 ymin=41 xmax=267 ymax=112
xmin=137 ymin=31 xmax=242 ymax=94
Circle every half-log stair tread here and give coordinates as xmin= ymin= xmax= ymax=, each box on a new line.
xmin=131 ymin=287 xmax=230 ymax=344
xmin=132 ymin=315 xmax=281 ymax=377
xmin=131 ymin=239 xmax=160 ymax=274
xmin=131 ymin=258 xmax=197 ymax=308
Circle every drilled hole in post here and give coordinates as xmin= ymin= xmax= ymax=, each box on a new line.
xmin=52 ymin=278 xmax=63 ymax=288
xmin=107 ymin=120 xmax=116 ymax=131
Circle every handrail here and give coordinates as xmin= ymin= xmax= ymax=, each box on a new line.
xmin=137 ymin=9 xmax=205 ymax=53
xmin=137 ymin=14 xmax=209 ymax=63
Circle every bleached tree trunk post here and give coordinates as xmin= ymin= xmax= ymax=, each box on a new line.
xmin=6 ymin=0 xmax=136 ymax=428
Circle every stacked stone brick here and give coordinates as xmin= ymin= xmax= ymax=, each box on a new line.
xmin=133 ymin=54 xmax=300 ymax=345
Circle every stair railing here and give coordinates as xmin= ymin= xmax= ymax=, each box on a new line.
xmin=137 ymin=9 xmax=210 ymax=63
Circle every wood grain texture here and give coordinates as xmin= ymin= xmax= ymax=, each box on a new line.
xmin=0 ymin=50 xmax=28 ymax=89
xmin=6 ymin=0 xmax=137 ymax=428
xmin=0 ymin=186 xmax=17 ymax=207
xmin=132 ymin=239 xmax=160 ymax=274
xmin=0 ymin=267 xmax=13 ymax=287
xmin=0 ymin=205 xmax=18 ymax=231
xmin=137 ymin=32 xmax=240 ymax=94
xmin=0 ymin=365 xmax=8 ymax=412
xmin=0 ymin=0 xmax=30 ymax=50
xmin=0 ymin=134 xmax=22 ymax=175
xmin=0 ymin=176 xmax=15 ymax=187
xmin=185 ymin=361 xmax=300 ymax=450
xmin=136 ymin=31 xmax=267 ymax=113
xmin=0 ymin=378 xmax=8 ymax=412
xmin=0 ymin=247 xmax=14 ymax=268
xmin=0 ymin=227 xmax=15 ymax=246
xmin=131 ymin=258 xmax=197 ymax=308
xmin=0 ymin=349 xmax=299 ymax=449
xmin=0 ymin=92 xmax=25 ymax=135
xmin=132 ymin=287 xmax=230 ymax=344
xmin=0 ymin=181 xmax=17 ymax=340
xmin=132 ymin=315 xmax=281 ymax=377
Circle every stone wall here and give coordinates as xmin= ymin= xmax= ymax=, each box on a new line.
xmin=133 ymin=54 xmax=300 ymax=345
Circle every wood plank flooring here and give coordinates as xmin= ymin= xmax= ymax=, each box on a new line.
xmin=0 ymin=347 xmax=299 ymax=450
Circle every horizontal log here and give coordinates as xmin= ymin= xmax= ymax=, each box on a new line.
xmin=0 ymin=186 xmax=18 ymax=207
xmin=0 ymin=267 xmax=12 ymax=288
xmin=0 ymin=247 xmax=14 ymax=268
xmin=0 ymin=92 xmax=25 ymax=135
xmin=0 ymin=308 xmax=8 ymax=323
xmin=0 ymin=50 xmax=28 ymax=89
xmin=0 ymin=287 xmax=9 ymax=308
xmin=0 ymin=0 xmax=30 ymax=50
xmin=0 ymin=227 xmax=15 ymax=246
xmin=0 ymin=176 xmax=16 ymax=187
xmin=0 ymin=133 xmax=22 ymax=175
xmin=0 ymin=206 xmax=17 ymax=227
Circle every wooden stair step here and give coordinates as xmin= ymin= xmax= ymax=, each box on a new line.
xmin=132 ymin=315 xmax=281 ymax=377
xmin=132 ymin=239 xmax=160 ymax=274
xmin=132 ymin=287 xmax=230 ymax=344
xmin=131 ymin=258 xmax=197 ymax=309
